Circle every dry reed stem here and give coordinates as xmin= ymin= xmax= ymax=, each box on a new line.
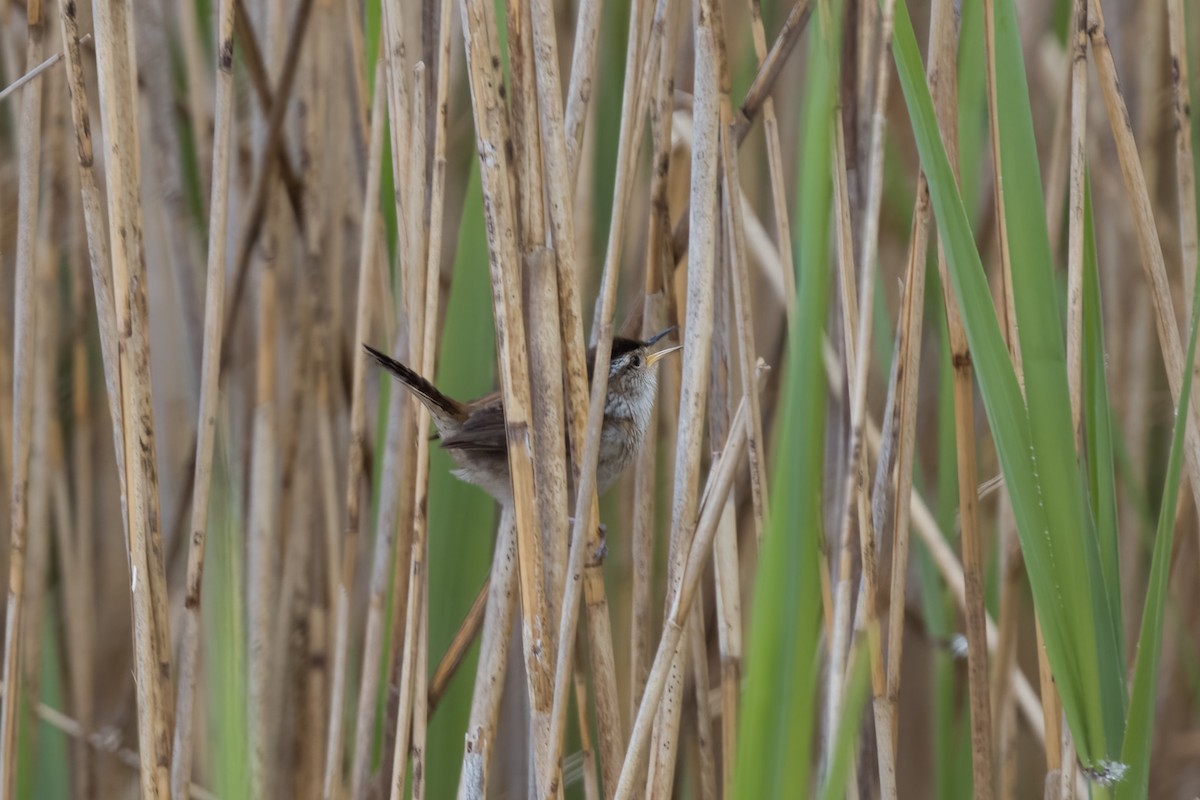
xmin=428 ymin=576 xmax=491 ymax=715
xmin=410 ymin=67 xmax=439 ymax=796
xmin=615 ymin=395 xmax=752 ymax=798
xmin=880 ymin=179 xmax=930 ymax=747
xmin=10 ymin=698 xmax=216 ymax=800
xmin=1087 ymin=0 xmax=1200 ymax=519
xmin=457 ymin=508 xmax=520 ymax=800
xmin=745 ymin=0 xmax=796 ymax=323
xmin=545 ymin=0 xmax=668 ymax=793
xmin=0 ymin=9 xmax=45 ymax=794
xmin=92 ymin=0 xmax=177 ymax=793
xmin=229 ymin=0 xmax=305 ymax=224
xmin=710 ymin=494 xmax=739 ymax=796
xmin=1167 ymin=0 xmax=1198 ymax=308
xmin=171 ymin=0 xmax=237 ymax=788
xmin=687 ymin=606 xmax=717 ymax=800
xmin=455 ymin=0 xmax=555 ymax=790
xmin=826 ymin=79 xmax=875 ymax=799
xmin=322 ymin=58 xmax=386 ymax=800
xmin=515 ymin=0 xmax=577 ymax=782
xmin=387 ymin=61 xmax=434 ymax=800
xmin=571 ymin=640 xmax=602 ymax=800
xmin=670 ymin=0 xmax=813 ymax=263
xmin=0 ymin=41 xmax=66 ymax=102
xmin=645 ymin=1 xmax=721 ymax=792
xmin=563 ymin=0 xmax=603 ymax=176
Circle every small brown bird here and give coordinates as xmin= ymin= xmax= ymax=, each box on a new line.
xmin=363 ymin=327 xmax=680 ymax=504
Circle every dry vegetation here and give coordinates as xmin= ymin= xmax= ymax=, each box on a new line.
xmin=0 ymin=0 xmax=1199 ymax=797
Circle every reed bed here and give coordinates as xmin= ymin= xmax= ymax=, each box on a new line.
xmin=1 ymin=0 xmax=1199 ymax=797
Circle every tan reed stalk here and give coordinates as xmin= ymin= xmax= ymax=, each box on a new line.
xmin=644 ymin=2 xmax=721 ymax=793
xmin=992 ymin=503 xmax=1021 ymax=800
xmin=745 ymin=0 xmax=796 ymax=324
xmin=223 ymin=0 xmax=316 ymax=357
xmin=712 ymin=0 xmax=768 ymax=552
xmin=428 ymin=576 xmax=491 ymax=715
xmin=508 ymin=0 xmax=571 ymax=783
xmin=12 ymin=699 xmax=216 ymax=800
xmin=171 ymin=0 xmax=236 ymax=789
xmin=826 ymin=85 xmax=873 ymax=800
xmin=322 ymin=58 xmax=386 ymax=800
xmin=1167 ymin=0 xmax=1198 ymax=311
xmin=408 ymin=70 xmax=436 ymax=796
xmin=0 ymin=5 xmax=45 ymax=792
xmin=563 ymin=0 xmax=602 ymax=176
xmin=615 ymin=395 xmax=752 ymax=798
xmin=541 ymin=0 xmax=668 ymax=796
xmin=670 ymin=0 xmax=813 ymax=262
xmin=455 ymin=0 xmax=555 ymax=789
xmin=457 ymin=508 xmax=519 ymax=799
xmin=875 ymin=0 xmax=954 ymax=766
xmin=571 ymin=640 xmax=602 ymax=800
xmin=686 ymin=600 xmax=718 ymax=800
xmin=92 ymin=0 xmax=177 ymax=791
xmin=386 ymin=61 xmax=434 ymax=800
xmin=1087 ymin=0 xmax=1200 ymax=519
xmin=66 ymin=192 xmax=95 ymax=800
xmin=0 ymin=45 xmax=63 ymax=103
xmin=229 ymin=0 xmax=305 ymax=222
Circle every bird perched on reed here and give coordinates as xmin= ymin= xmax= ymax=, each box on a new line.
xmin=363 ymin=326 xmax=681 ymax=504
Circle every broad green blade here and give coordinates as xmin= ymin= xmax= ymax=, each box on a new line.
xmin=890 ymin=0 xmax=1122 ymax=773
xmin=733 ymin=1 xmax=838 ymax=795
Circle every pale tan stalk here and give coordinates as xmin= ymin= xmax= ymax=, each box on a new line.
xmin=572 ymin=642 xmax=602 ymax=800
xmin=387 ymin=62 xmax=434 ymax=800
xmin=542 ymin=0 xmax=669 ymax=795
xmin=710 ymin=494 xmax=739 ymax=795
xmin=880 ymin=179 xmax=930 ymax=747
xmin=614 ymin=398 xmax=751 ymax=798
xmin=670 ymin=0 xmax=814 ymax=262
xmin=512 ymin=0 xmax=569 ymax=782
xmin=744 ymin=0 xmax=796 ymax=323
xmin=457 ymin=509 xmax=520 ymax=800
xmin=9 ymin=699 xmax=215 ymax=800
xmin=687 ymin=603 xmax=717 ymax=800
xmin=429 ymin=577 xmax=491 ymax=715
xmin=825 ymin=84 xmax=867 ymax=800
xmin=1087 ymin=0 xmax=1200 ymax=518
xmin=563 ymin=0 xmax=603 ymax=176
xmin=93 ymin=0 xmax=178 ymax=792
xmin=456 ymin=0 xmax=553 ymax=788
xmin=0 ymin=44 xmax=63 ymax=103
xmin=66 ymin=202 xmax=95 ymax=800
xmin=0 ymin=8 xmax=45 ymax=792
xmin=322 ymin=58 xmax=386 ymax=800
xmin=171 ymin=0 xmax=236 ymax=789
xmin=1167 ymin=0 xmax=1198 ymax=308
xmin=644 ymin=5 xmax=722 ymax=793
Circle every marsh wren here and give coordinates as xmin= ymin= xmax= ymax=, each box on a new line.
xmin=363 ymin=327 xmax=680 ymax=504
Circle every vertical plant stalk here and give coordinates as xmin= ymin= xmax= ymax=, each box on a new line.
xmin=0 ymin=6 xmax=45 ymax=793
xmin=1087 ymin=0 xmax=1200 ymax=520
xmin=457 ymin=509 xmax=520 ymax=800
xmin=386 ymin=62 xmax=432 ymax=800
xmin=172 ymin=0 xmax=237 ymax=789
xmin=322 ymin=58 xmax=386 ymax=800
xmin=615 ymin=398 xmax=751 ymax=797
xmin=543 ymin=0 xmax=667 ymax=795
xmin=645 ymin=1 xmax=721 ymax=793
xmin=562 ymin=0 xmax=603 ymax=176
xmin=1167 ymin=0 xmax=1198 ymax=309
xmin=92 ymin=0 xmax=177 ymax=794
xmin=456 ymin=0 xmax=556 ymax=791
xmin=744 ymin=0 xmax=797 ymax=323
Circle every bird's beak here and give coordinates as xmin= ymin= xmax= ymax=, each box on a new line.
xmin=647 ymin=344 xmax=683 ymax=366
xmin=644 ymin=326 xmax=678 ymax=347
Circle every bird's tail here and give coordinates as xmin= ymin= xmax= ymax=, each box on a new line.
xmin=362 ymin=344 xmax=466 ymax=423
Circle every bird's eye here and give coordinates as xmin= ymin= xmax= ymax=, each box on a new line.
xmin=630 ymin=354 xmax=642 ymax=368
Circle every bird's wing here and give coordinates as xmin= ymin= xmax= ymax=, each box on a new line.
xmin=439 ymin=403 xmax=509 ymax=456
